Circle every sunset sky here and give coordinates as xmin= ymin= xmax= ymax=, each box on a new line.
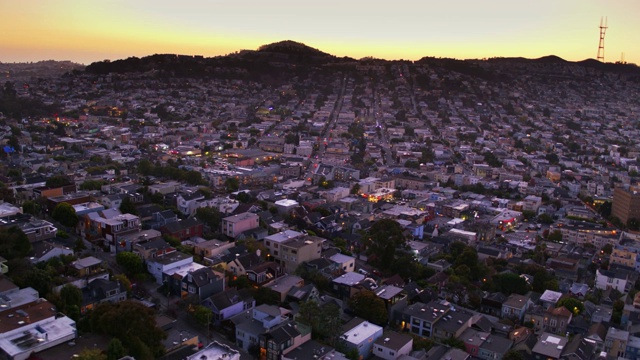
xmin=1 ymin=0 xmax=638 ymax=65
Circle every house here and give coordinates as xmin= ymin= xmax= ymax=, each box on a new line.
xmin=0 ymin=299 xmax=77 ymax=360
xmin=372 ymin=331 xmax=413 ymax=360
xmin=145 ymin=251 xmax=193 ymax=284
xmin=259 ymin=320 xmax=311 ymax=360
xmin=80 ymin=278 xmax=127 ymax=314
xmin=84 ymin=211 xmax=141 ymax=249
xmin=604 ymin=327 xmax=629 ymax=359
xmin=264 ymin=233 xmax=324 ymax=273
xmin=539 ymin=290 xmax=563 ymax=310
xmin=524 ymin=306 xmax=572 ymax=335
xmin=425 ymin=345 xmax=470 ymax=360
xmin=502 ymin=294 xmax=531 ymax=322
xmin=184 ymin=341 xmax=240 ymax=360
xmin=461 ymin=328 xmax=514 ymax=360
xmin=17 ymin=219 xmax=57 ymax=243
xmin=532 ymin=333 xmax=569 ymax=360
xmin=332 ymin=272 xmax=366 ymax=300
xmin=431 ymin=308 xmax=474 ymax=341
xmin=151 ymin=209 xmax=178 ymax=229
xmin=281 ymin=340 xmax=343 ymax=360
xmin=194 ymin=239 xmax=235 ymax=260
xmin=232 ymin=304 xmax=289 ymax=351
xmin=329 ymin=253 xmax=355 ymax=273
xmin=176 ymin=191 xmax=205 ymax=216
xmin=569 ymin=283 xmax=590 ymax=299
xmin=180 ymin=267 xmax=225 ymax=301
xmin=585 ymin=322 xmax=608 ymax=352
xmin=340 ymin=318 xmax=383 ymax=359
xmin=72 ymin=256 xmax=108 ymax=286
xmin=132 ymin=238 xmax=176 ymax=260
xmin=202 ymin=288 xmax=255 ymax=326
xmin=561 ymin=336 xmax=597 ymax=360
xmin=160 ymin=217 xmax=203 ymax=241
xmin=30 ymin=241 xmax=74 ymax=263
xmin=221 ymin=212 xmax=260 ymax=239
xmin=264 ymin=275 xmax=304 ymax=303
xmin=595 ymin=269 xmax=628 ymax=293
xmin=401 ymin=300 xmax=452 ymax=338
xmin=481 ymin=292 xmax=507 ymax=318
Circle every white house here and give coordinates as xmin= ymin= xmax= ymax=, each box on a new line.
xmin=373 ymin=331 xmax=413 ymax=360
xmin=146 ymin=252 xmax=194 ymax=284
xmin=329 ymin=253 xmax=356 ymax=273
xmin=341 ymin=318 xmax=383 ymax=359
xmin=595 ymin=269 xmax=628 ymax=293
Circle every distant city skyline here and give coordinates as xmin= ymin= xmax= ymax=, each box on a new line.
xmin=1 ymin=0 xmax=638 ymax=65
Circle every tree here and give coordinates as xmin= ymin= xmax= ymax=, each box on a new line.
xmin=537 ymin=213 xmax=553 ymax=224
xmin=75 ymin=348 xmax=107 ymax=360
xmin=119 ymin=196 xmax=138 ymax=215
xmin=364 ymin=219 xmax=406 ymax=270
xmin=297 ymin=300 xmax=341 ymax=345
xmin=547 ymin=230 xmax=563 ymax=242
xmin=0 ymin=226 xmax=32 ymax=260
xmin=348 ymin=290 xmax=388 ymax=325
xmin=195 ymin=207 xmax=222 ymax=232
xmin=493 ymin=272 xmax=529 ymax=295
xmin=556 ymin=297 xmax=585 ymax=315
xmin=113 ymin=274 xmax=132 ymax=294
xmin=21 ymin=200 xmax=40 ymax=216
xmin=601 ymin=243 xmax=613 ymax=255
xmin=80 ymin=179 xmax=107 ymax=191
xmin=107 ymin=338 xmax=127 ymax=360
xmin=45 ymin=174 xmax=72 ymax=188
xmin=51 ymin=202 xmax=79 ymax=228
xmin=83 ymin=301 xmax=166 ymax=359
xmin=503 ymin=349 xmax=525 ymax=360
xmin=224 ymin=177 xmax=239 ymax=192
xmin=190 ymin=305 xmax=213 ymax=328
xmin=59 ymin=284 xmax=83 ymax=319
xmin=116 ymin=252 xmax=144 ymax=277
xmin=350 ymin=183 xmax=361 ymax=195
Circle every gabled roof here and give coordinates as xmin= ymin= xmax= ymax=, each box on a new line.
xmin=162 ymin=217 xmax=202 ymax=233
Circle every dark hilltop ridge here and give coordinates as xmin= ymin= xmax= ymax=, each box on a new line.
xmin=81 ymin=40 xmax=639 ymax=82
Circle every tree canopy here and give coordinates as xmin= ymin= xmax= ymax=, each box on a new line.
xmin=81 ymin=301 xmax=166 ymax=359
xmin=52 ymin=202 xmax=79 ymax=228
xmin=0 ymin=226 xmax=32 ymax=260
xmin=364 ymin=219 xmax=406 ymax=270
xmin=348 ymin=290 xmax=388 ymax=326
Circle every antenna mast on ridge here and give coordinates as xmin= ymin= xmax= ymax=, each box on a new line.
xmin=597 ymin=17 xmax=608 ymax=62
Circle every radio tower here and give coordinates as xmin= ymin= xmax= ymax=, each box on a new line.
xmin=597 ymin=17 xmax=608 ymax=62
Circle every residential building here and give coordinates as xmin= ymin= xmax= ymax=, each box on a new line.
xmin=17 ymin=219 xmax=57 ymax=243
xmin=0 ymin=299 xmax=77 ymax=360
xmin=372 ymin=331 xmax=413 ymax=360
xmin=221 ymin=212 xmax=260 ymax=239
xmin=160 ymin=217 xmax=203 ymax=241
xmin=264 ymin=232 xmax=324 ymax=273
xmin=401 ymin=300 xmax=452 ymax=338
xmin=185 ymin=341 xmax=240 ymax=360
xmin=180 ymin=267 xmax=225 ymax=301
xmin=502 ymin=294 xmax=532 ymax=322
xmin=612 ymin=187 xmax=640 ymax=225
xmin=145 ymin=251 xmax=193 ymax=284
xmin=329 ymin=253 xmax=356 ymax=273
xmin=340 ymin=318 xmax=383 ymax=359
xmin=605 ymin=327 xmax=629 ymax=359
xmin=595 ymin=269 xmax=628 ymax=293
xmin=232 ymin=304 xmax=289 ymax=351
xmin=532 ymin=333 xmax=568 ymax=360
xmin=202 ymin=288 xmax=255 ymax=326
xmin=80 ymin=278 xmax=127 ymax=314
xmin=524 ymin=306 xmax=572 ymax=335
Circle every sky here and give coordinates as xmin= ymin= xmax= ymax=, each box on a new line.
xmin=1 ymin=0 xmax=638 ymax=65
